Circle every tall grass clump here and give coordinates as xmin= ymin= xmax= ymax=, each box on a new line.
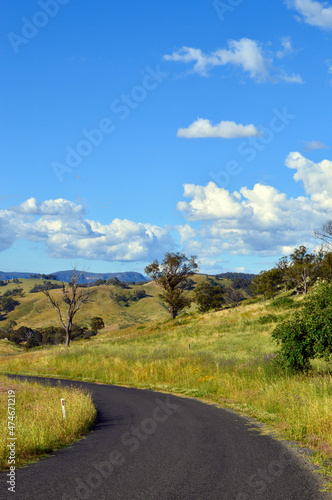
xmin=0 ymin=375 xmax=96 ymax=469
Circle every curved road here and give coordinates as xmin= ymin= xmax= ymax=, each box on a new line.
xmin=0 ymin=376 xmax=331 ymax=500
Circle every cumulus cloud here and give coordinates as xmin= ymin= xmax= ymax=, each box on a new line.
xmin=285 ymin=151 xmax=332 ymax=194
xmin=177 ymin=118 xmax=260 ymax=139
xmin=10 ymin=197 xmax=85 ymax=216
xmin=285 ymin=0 xmax=332 ymax=29
xmin=176 ymin=152 xmax=332 ymax=256
xmin=0 ymin=199 xmax=174 ymax=262
xmin=164 ymin=38 xmax=303 ymax=83
xmin=303 ymin=140 xmax=330 ymax=151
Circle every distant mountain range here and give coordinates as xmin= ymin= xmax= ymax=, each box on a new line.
xmin=0 ymin=269 xmax=256 ymax=284
xmin=0 ymin=270 xmax=148 ymax=283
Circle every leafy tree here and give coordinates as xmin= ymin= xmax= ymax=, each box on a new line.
xmin=131 ymin=289 xmax=148 ymax=300
xmin=276 ymin=246 xmax=323 ymax=294
xmin=0 ymin=296 xmax=19 ymax=314
xmin=10 ymin=326 xmax=42 ymax=348
xmin=320 ymin=252 xmax=332 ymax=281
xmin=231 ymin=277 xmax=254 ymax=295
xmin=272 ymin=282 xmax=332 ymax=372
xmin=3 ymin=287 xmax=24 ymax=297
xmin=43 ymin=269 xmax=96 ymax=347
xmin=288 ymin=245 xmax=316 ymax=295
xmin=111 ymin=288 xmax=148 ymax=306
xmin=91 ymin=279 xmax=106 ymax=286
xmin=41 ymin=326 xmax=64 ymax=345
xmin=91 ymin=317 xmax=104 ymax=332
xmin=225 ymin=287 xmax=245 ymax=307
xmin=145 ymin=252 xmax=198 ymax=319
xmin=107 ymin=277 xmax=129 ymax=289
xmin=276 ymin=256 xmax=294 ymax=291
xmin=194 ymin=281 xmax=225 ymax=313
xmin=71 ymin=325 xmax=95 ymax=340
xmin=30 ymin=281 xmax=62 ymax=293
xmin=111 ymin=291 xmax=130 ymax=306
xmin=251 ymin=268 xmax=283 ymax=300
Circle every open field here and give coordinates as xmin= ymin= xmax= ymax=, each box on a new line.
xmin=0 ymin=375 xmax=96 ymax=470
xmin=1 ymin=292 xmax=332 ymax=487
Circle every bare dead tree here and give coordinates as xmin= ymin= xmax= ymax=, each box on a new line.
xmin=43 ymin=269 xmax=96 ymax=347
xmin=313 ymin=220 xmax=332 ymax=252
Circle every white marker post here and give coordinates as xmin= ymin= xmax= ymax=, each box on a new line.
xmin=61 ymin=398 xmax=66 ymax=420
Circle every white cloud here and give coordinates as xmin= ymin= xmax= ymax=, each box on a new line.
xmin=11 ymin=197 xmax=85 ymax=216
xmin=177 ymin=118 xmax=260 ymax=139
xmin=164 ymin=38 xmax=303 ymax=83
xmin=176 ymin=153 xmax=332 ymax=256
xmin=0 ymin=199 xmax=174 ymax=262
xmin=303 ymin=140 xmax=330 ymax=151
xmin=0 ymin=212 xmax=16 ymax=252
xmin=276 ymin=37 xmax=295 ymax=58
xmin=286 ymin=0 xmax=332 ymax=29
xmin=278 ymin=72 xmax=304 ymax=84
xmin=176 ymin=224 xmax=197 ymax=244
xmin=285 ymin=151 xmax=332 ymax=194
xmin=177 ymin=183 xmax=244 ymax=221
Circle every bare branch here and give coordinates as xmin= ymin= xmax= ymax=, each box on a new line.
xmin=313 ymin=220 xmax=332 ymax=252
xmin=42 ymin=268 xmax=95 ymax=346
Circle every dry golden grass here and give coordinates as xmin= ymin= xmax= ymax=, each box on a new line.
xmin=0 ymin=375 xmax=96 ymax=469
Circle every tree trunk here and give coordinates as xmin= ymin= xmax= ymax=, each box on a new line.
xmin=170 ymin=306 xmax=177 ymax=319
xmin=65 ymin=322 xmax=72 ymax=347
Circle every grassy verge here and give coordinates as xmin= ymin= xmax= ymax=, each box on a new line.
xmin=0 ymin=375 xmax=96 ymax=470
xmin=1 ymin=297 xmax=332 ymax=486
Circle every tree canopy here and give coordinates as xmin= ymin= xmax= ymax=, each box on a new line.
xmin=145 ymin=252 xmax=198 ymax=319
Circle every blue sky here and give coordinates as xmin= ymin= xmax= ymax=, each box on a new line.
xmin=1 ymin=0 xmax=332 ymax=275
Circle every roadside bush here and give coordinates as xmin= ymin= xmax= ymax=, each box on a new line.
xmin=268 ymin=296 xmax=298 ymax=309
xmin=272 ymin=282 xmax=332 ymax=372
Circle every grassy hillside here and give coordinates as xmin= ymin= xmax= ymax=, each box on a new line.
xmin=0 ymin=275 xmax=236 ymax=332
xmin=0 ymin=278 xmax=59 ymax=294
xmin=1 ymin=291 xmax=332 ymax=488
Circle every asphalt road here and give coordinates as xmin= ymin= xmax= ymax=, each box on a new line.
xmin=0 ymin=375 xmax=331 ymax=500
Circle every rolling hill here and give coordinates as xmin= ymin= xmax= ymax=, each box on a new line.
xmin=0 ymin=274 xmax=250 ymax=332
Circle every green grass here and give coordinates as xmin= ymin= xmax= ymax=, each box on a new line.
xmin=0 ymin=375 xmax=96 ymax=469
xmin=2 ymin=289 xmax=332 ymax=487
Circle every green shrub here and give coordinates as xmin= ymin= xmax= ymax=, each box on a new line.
xmin=272 ymin=283 xmax=332 ymax=372
xmin=268 ymin=296 xmax=298 ymax=309
xmin=257 ymin=314 xmax=279 ymax=324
